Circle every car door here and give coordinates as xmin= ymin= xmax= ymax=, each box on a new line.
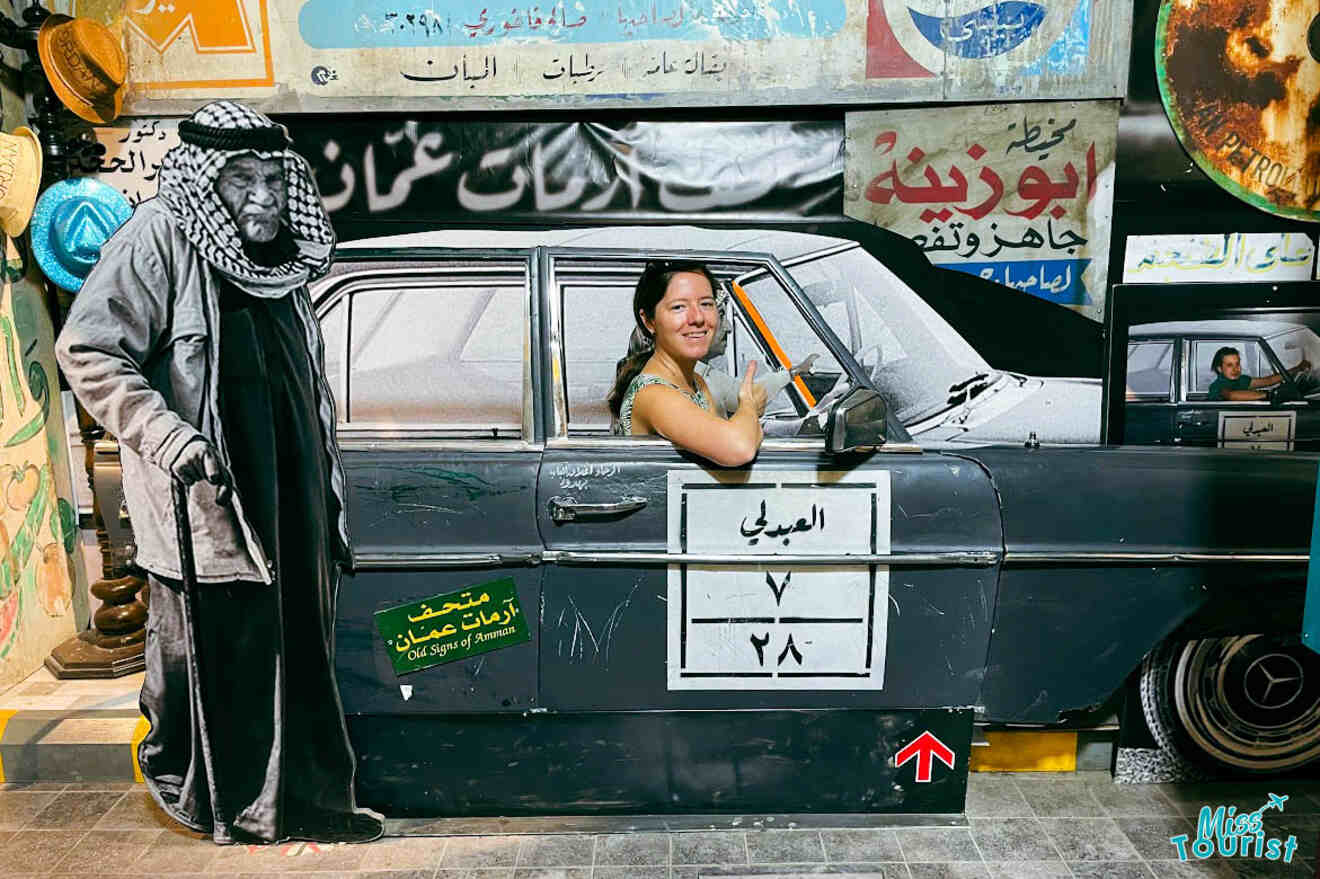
xmin=1122 ymin=337 xmax=1177 ymax=444
xmin=312 ymin=249 xmax=545 ymax=717
xmin=1176 ymin=336 xmax=1296 ymax=449
xmin=533 ymin=245 xmax=1002 ymax=811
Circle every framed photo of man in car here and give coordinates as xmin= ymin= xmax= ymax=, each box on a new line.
xmin=1104 ymin=281 xmax=1320 ymax=451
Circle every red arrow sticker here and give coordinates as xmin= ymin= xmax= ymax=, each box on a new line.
xmin=895 ymin=730 xmax=956 ymax=783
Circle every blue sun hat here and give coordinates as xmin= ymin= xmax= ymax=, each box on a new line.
xmin=30 ymin=177 xmax=132 ymax=292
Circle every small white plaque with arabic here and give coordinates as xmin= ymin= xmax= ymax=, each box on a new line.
xmin=1218 ymin=412 xmax=1296 ymax=451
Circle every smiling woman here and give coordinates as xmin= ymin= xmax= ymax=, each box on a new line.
xmin=607 ymin=260 xmax=768 ymax=466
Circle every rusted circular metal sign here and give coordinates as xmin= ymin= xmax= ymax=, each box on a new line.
xmin=1155 ymin=0 xmax=1319 ymax=222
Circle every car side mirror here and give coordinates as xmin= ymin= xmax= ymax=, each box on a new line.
xmin=826 ymin=387 xmax=887 ymax=453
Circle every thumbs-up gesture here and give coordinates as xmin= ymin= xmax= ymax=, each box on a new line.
xmin=739 ymin=361 xmax=768 ymax=416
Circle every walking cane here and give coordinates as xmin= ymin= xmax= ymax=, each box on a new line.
xmin=171 ymin=478 xmax=228 ymax=831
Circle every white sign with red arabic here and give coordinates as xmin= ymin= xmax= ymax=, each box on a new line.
xmin=844 ymin=100 xmax=1118 ymax=321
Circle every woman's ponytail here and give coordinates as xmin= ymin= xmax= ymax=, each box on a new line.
xmin=607 ymin=347 xmax=652 ymax=418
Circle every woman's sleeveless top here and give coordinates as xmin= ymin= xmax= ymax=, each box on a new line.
xmin=613 ymin=373 xmax=712 ymax=435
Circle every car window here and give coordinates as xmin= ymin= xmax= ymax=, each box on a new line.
xmin=342 ymin=278 xmax=525 ymax=434
xmin=781 ymin=245 xmax=992 ymax=425
xmin=560 ymin=271 xmax=639 ymax=433
xmin=1270 ymin=328 xmax=1320 ymax=397
xmin=1188 ymin=338 xmax=1266 ymax=399
xmin=320 ymin=298 xmax=346 ymax=419
xmin=727 ymin=272 xmax=836 ymax=423
xmin=1125 ymin=340 xmax=1173 ymax=401
xmin=555 ymin=255 xmax=834 ymax=437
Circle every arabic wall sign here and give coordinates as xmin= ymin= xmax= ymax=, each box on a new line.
xmin=843 ymin=100 xmax=1118 ymax=321
xmin=1155 ymin=0 xmax=1320 ymax=222
xmin=85 ymin=117 xmax=843 ymax=220
xmin=666 ymin=469 xmax=891 ymax=691
xmin=81 ymin=119 xmax=181 ymax=209
xmin=60 ymin=0 xmax=1132 ymax=113
xmin=376 ymin=577 xmax=531 ymax=675
xmin=1123 ymin=233 xmax=1318 ymax=283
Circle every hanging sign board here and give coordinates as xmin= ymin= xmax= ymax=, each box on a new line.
xmin=1155 ymin=0 xmax=1320 ymax=223
xmin=844 ymin=100 xmax=1118 ymax=321
xmin=61 ymin=0 xmax=1133 ymax=112
xmin=83 ymin=118 xmax=844 ymax=221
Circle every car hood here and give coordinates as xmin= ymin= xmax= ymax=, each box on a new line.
xmin=908 ymin=374 xmax=1102 ymax=445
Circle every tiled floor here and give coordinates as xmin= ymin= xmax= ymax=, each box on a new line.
xmin=0 ymin=772 xmax=1316 ymax=877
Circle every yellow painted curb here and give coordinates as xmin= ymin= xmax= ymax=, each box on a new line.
xmin=970 ymin=730 xmax=1078 ymax=772
xmin=0 ymin=708 xmax=15 ymax=782
xmin=130 ymin=715 xmax=150 ymax=784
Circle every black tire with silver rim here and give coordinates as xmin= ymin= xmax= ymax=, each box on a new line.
xmin=1140 ymin=635 xmax=1320 ymax=774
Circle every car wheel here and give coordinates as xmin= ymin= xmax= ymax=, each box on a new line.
xmin=1140 ymin=635 xmax=1320 ymax=774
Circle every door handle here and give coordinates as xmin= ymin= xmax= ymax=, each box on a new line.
xmin=548 ymin=495 xmax=648 ymax=523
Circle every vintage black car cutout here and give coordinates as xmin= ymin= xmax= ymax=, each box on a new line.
xmin=314 ymin=226 xmax=1318 ymax=815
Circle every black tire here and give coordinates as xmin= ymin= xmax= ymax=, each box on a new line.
xmin=1140 ymin=635 xmax=1320 ymax=774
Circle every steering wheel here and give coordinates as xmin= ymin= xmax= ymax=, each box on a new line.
xmin=1269 ymin=381 xmax=1301 ymax=404
xmin=853 ymin=343 xmax=883 ymax=381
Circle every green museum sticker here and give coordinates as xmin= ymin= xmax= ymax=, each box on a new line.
xmin=376 ymin=577 xmax=530 ymax=675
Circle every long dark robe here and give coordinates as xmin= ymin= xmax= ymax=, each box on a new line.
xmin=137 ymin=261 xmax=380 ymax=845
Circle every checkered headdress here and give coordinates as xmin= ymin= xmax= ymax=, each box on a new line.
xmin=156 ymin=100 xmax=335 ymax=292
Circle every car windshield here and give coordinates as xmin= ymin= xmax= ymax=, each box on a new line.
xmin=1270 ymin=327 xmax=1320 ymax=397
xmin=783 ymin=245 xmax=993 ymax=423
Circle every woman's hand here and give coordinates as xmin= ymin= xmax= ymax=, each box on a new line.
xmin=739 ymin=361 xmax=769 ymax=416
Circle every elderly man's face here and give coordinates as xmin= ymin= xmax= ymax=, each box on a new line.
xmin=215 ymin=156 xmax=286 ymax=244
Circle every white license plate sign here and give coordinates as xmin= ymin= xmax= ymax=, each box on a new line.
xmin=667 ymin=469 xmax=890 ymax=690
xmin=1218 ymin=411 xmax=1296 ymax=451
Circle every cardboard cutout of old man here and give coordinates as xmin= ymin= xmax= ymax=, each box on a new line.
xmin=55 ymin=101 xmax=383 ymax=845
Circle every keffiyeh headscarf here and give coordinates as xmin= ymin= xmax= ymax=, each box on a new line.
xmin=157 ymin=100 xmax=335 ymax=295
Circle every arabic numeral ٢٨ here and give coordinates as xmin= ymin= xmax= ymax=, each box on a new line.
xmin=748 ymin=632 xmax=805 ymax=667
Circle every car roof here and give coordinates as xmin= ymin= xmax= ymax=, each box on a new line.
xmin=1131 ymin=319 xmax=1302 ymax=339
xmin=339 ymin=224 xmax=848 ymax=261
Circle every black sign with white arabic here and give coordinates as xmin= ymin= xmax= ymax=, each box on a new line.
xmin=276 ymin=118 xmax=844 ymax=222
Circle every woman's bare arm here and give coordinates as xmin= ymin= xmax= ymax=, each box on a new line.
xmin=634 ymin=364 xmax=767 ymax=466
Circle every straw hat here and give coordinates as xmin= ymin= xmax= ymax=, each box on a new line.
xmin=30 ymin=178 xmax=132 ymax=292
xmin=37 ymin=15 xmax=126 ymax=124
xmin=0 ymin=128 xmax=43 ymax=238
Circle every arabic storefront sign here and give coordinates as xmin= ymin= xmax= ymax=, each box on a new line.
xmin=60 ymin=0 xmax=1131 ymax=112
xmin=81 ymin=119 xmax=181 ymax=209
xmin=666 ymin=469 xmax=891 ymax=691
xmin=87 ymin=118 xmax=843 ymax=221
xmin=1155 ymin=0 xmax=1320 ymax=223
xmin=1123 ymin=233 xmax=1317 ymax=283
xmin=844 ymin=100 xmax=1118 ymax=320
xmin=376 ymin=577 xmax=531 ymax=675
